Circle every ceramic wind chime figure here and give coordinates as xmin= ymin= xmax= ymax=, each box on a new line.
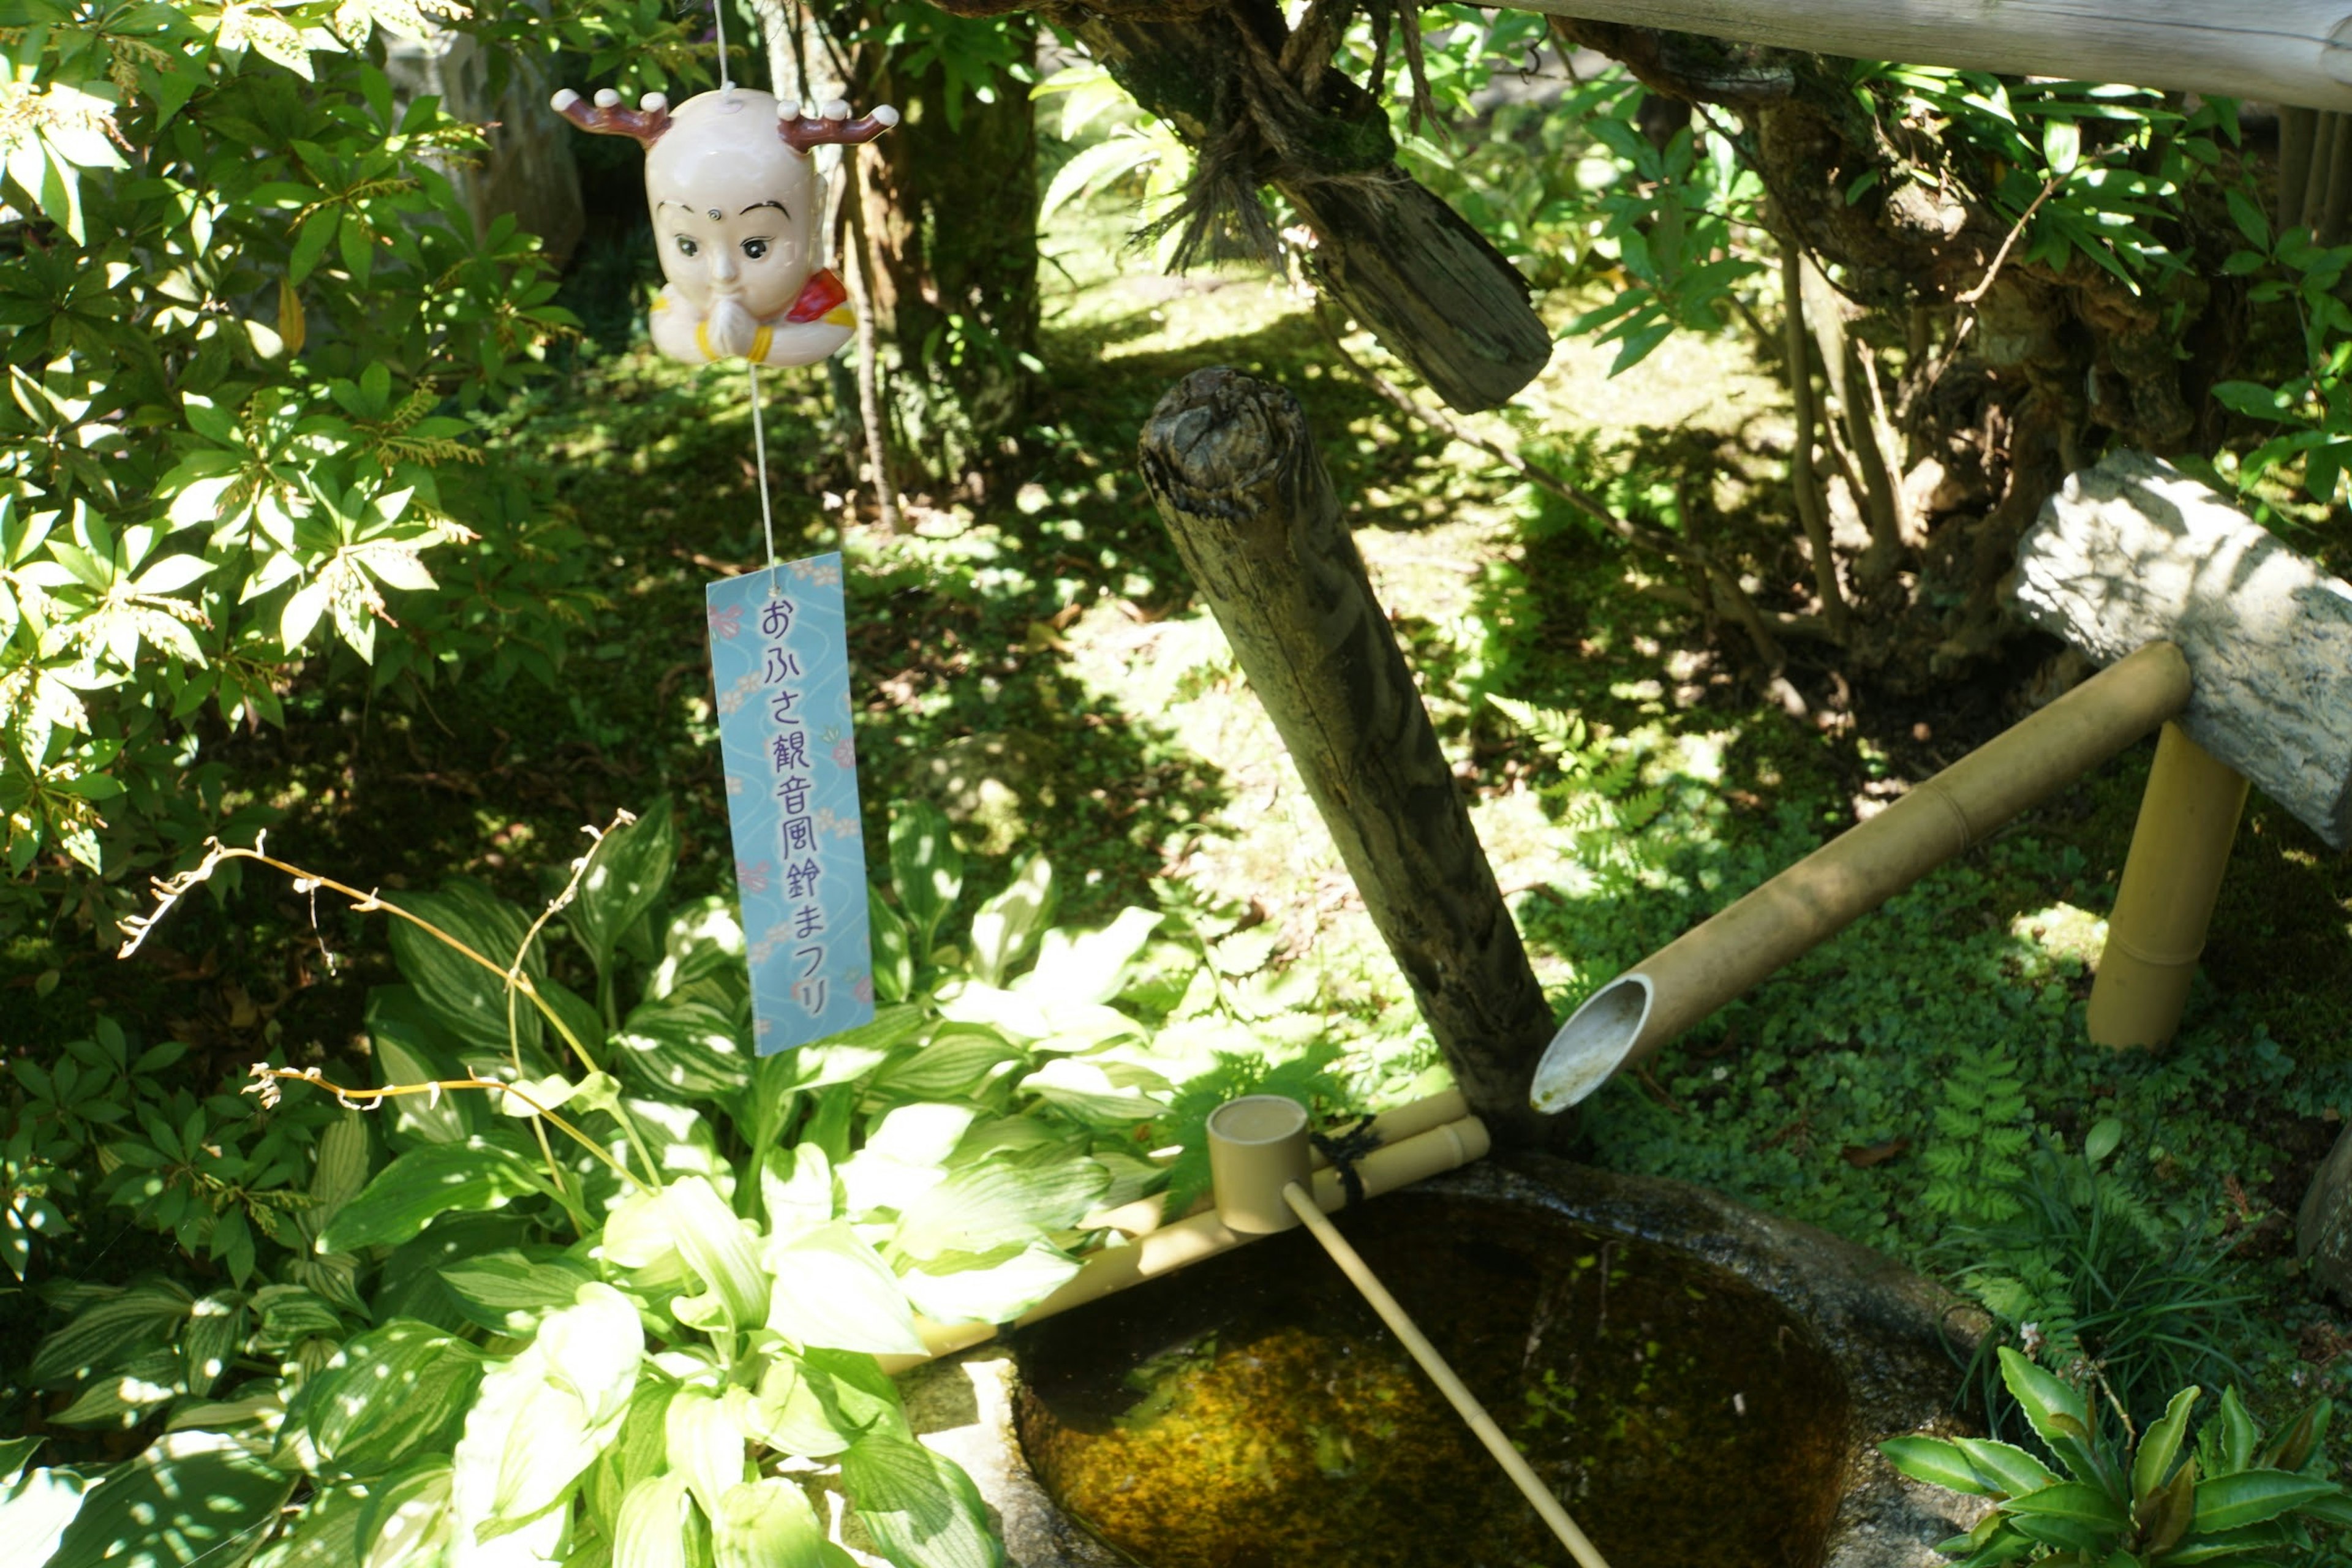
xmin=552 ymin=85 xmax=897 ymax=366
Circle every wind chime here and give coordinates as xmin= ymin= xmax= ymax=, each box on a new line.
xmin=554 ymin=30 xmax=895 ymax=1055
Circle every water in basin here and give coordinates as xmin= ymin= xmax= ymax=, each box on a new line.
xmin=1012 ymin=1190 xmax=1850 ymax=1568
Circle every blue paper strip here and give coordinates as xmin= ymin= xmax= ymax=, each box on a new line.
xmin=706 ymin=552 xmax=875 ymax=1054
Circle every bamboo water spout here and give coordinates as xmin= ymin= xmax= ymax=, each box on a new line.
xmin=1531 ymin=641 xmax=2192 ymax=1113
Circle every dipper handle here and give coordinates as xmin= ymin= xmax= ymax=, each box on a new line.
xmin=1280 ymin=1182 xmax=1616 ymax=1568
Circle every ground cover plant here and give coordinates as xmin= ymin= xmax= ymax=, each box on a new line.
xmin=6 ymin=2 xmax=2352 ymax=1566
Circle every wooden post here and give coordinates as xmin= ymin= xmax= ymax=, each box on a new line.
xmin=1138 ymin=368 xmax=1555 ymax=1142
xmin=1518 ymin=1 xmax=2352 ymax=111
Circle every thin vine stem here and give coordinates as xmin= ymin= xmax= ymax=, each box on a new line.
xmin=244 ymin=1066 xmax=644 ymax=1208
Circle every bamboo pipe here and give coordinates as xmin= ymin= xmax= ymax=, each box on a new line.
xmin=875 ymin=1111 xmax=1492 ymax=1373
xmin=2086 ymin=722 xmax=2249 ymax=1049
xmin=1084 ymin=1087 xmax=1471 ymax=1238
xmin=1531 ymin=641 xmax=2192 ymax=1112
xmin=1280 ymin=1188 xmax=1616 ymax=1568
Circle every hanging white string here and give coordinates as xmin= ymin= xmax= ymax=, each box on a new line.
xmin=748 ymin=362 xmax=780 ymax=573
xmin=710 ymin=0 xmax=735 ymax=91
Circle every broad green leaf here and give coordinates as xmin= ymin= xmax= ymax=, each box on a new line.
xmin=968 ymin=855 xmax=1055 ymax=987
xmin=249 ymin=1482 xmax=371 ymax=1568
xmin=1997 ymin=1348 xmax=2101 ymax=1483
xmin=665 ymin=1387 xmax=746 ymax=1520
xmin=365 ymin=992 xmax=474 ymax=1147
xmin=2163 ymin=1520 xmax=2299 ymax=1564
xmin=48 ymin=1430 xmax=295 ymax=1568
xmin=1013 ymin=908 xmax=1161 ymax=1007
xmin=615 ymin=997 xmax=752 ymax=1102
xmin=437 ymin=1249 xmax=597 ymax=1336
xmin=317 ymin=1139 xmax=557 ymax=1254
xmin=0 ymin=1439 xmax=39 ymax=1487
xmin=1954 ymin=1438 xmax=2059 ymax=1500
xmin=1880 ymin=1436 xmax=1997 ymax=1496
xmin=765 ymin=1222 xmax=924 ymax=1355
xmin=2001 ymin=1480 xmax=2125 ymax=1534
xmin=357 ymin=1457 xmax=455 ymax=1568
xmin=383 ymin=881 xmax=544 ymax=1055
xmin=893 ymin=1155 xmax=1110 ymax=1262
xmin=309 ymin=1110 xmax=372 ymax=1225
xmin=2214 ymin=1387 xmax=2258 ymax=1473
xmin=2190 ymin=1471 xmax=2340 ymax=1534
xmin=888 ymin=802 xmax=962 ymax=955
xmin=0 ymin=1463 xmax=90 ymax=1568
xmin=50 ymin=1346 xmax=181 ymax=1428
xmin=761 ymin=1145 xmax=837 ymax=1236
xmin=571 ymin=799 xmax=678 ymax=973
xmin=183 ymin=1291 xmax=247 ymax=1398
xmin=2133 ymin=1385 xmax=2200 ymax=1502
xmin=839 ymin=1429 xmax=1001 ymax=1568
xmin=296 ymin=1319 xmax=488 ymax=1478
xmin=450 ymin=1283 xmax=641 ymax=1544
xmin=744 ymin=1356 xmax=858 ymax=1460
xmin=867 ymin=1029 xmax=1025 ymax=1103
xmin=869 ymin=886 xmax=913 ymax=1004
xmin=666 ymin=1175 xmax=769 ymax=1333
xmin=29 ymin=1279 xmax=192 ymax=1386
xmin=613 ymin=1471 xmax=692 ymax=1568
xmin=715 ymin=1477 xmax=828 ymax=1568
xmin=899 ymin=1240 xmax=1081 ymax=1327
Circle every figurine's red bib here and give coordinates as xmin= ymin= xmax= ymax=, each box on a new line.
xmin=785 ymin=270 xmax=848 ymax=324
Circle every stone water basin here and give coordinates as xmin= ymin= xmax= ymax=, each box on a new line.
xmin=900 ymin=1158 xmax=1985 ymax=1568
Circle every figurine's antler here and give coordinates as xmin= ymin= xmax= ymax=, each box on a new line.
xmin=551 ymin=88 xmax=673 ymax=147
xmin=777 ymin=98 xmax=900 ymax=154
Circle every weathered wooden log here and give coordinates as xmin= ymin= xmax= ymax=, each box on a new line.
xmin=2009 ymin=451 xmax=2352 ymax=851
xmin=1054 ymin=6 xmax=1553 ymax=413
xmin=1530 ymin=1 xmax=2352 ymax=112
xmin=1138 ymin=368 xmax=1556 ymax=1140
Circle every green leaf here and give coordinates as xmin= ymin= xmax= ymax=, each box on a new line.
xmin=614 ymin=1471 xmax=692 ymax=1568
xmin=48 ymin=1430 xmax=294 ymax=1568
xmin=666 ymin=1387 xmax=747 ymax=1520
xmin=615 ymin=997 xmax=752 ymax=1101
xmin=765 ymin=1222 xmax=924 ymax=1355
xmin=249 ymin=1483 xmax=371 ymax=1568
xmin=571 ymin=799 xmax=677 ymax=973
xmin=450 ymin=1283 xmax=641 ymax=1544
xmin=356 ymin=1457 xmax=455 ymax=1568
xmin=968 ymin=855 xmax=1054 ymax=987
xmin=296 ymin=1319 xmax=488 ymax=1478
xmin=0 ymin=1463 xmax=91 ymax=1567
xmin=2191 ymin=1472 xmax=2340 ymax=1534
xmin=2214 ymin=1387 xmax=2258 ymax=1473
xmin=436 ymin=1249 xmax=597 ymax=1336
xmin=2134 ymin=1385 xmax=2201 ymax=1503
xmin=50 ymin=1348 xmax=180 ymax=1428
xmin=866 ymin=1030 xmax=1025 ymax=1102
xmin=893 ymin=1155 xmax=1109 ymax=1262
xmin=383 ymin=881 xmax=544 ymax=1055
xmin=869 ymin=886 xmax=914 ymax=1005
xmin=1013 ymin=909 xmax=1162 ymax=1008
xmin=715 ymin=1477 xmax=829 ymax=1568
xmin=29 ymin=1280 xmax=192 ymax=1386
xmin=666 ymin=1174 xmax=770 ymax=1333
xmin=317 ymin=1139 xmax=558 ymax=1254
xmin=1954 ymin=1438 xmax=2060 ymax=1499
xmin=888 ymin=802 xmax=963 ymax=956
xmin=839 ymin=1429 xmax=1001 ymax=1568
xmin=899 ymin=1240 xmax=1081 ymax=1327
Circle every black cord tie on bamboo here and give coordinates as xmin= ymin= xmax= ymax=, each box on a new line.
xmin=1310 ymin=1114 xmax=1382 ymax=1208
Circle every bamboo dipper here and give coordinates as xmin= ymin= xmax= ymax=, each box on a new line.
xmin=1205 ymin=1095 xmax=1615 ymax=1568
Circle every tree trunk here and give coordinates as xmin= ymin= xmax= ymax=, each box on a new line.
xmin=850 ymin=19 xmax=1043 ymax=496
xmin=1137 ymin=367 xmax=1558 ymax=1145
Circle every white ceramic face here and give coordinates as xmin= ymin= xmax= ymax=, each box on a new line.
xmin=643 ymin=90 xmax=820 ymax=323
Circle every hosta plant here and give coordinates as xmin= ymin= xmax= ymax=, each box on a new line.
xmin=1882 ymin=1347 xmax=2350 ymax=1567
xmin=3 ymin=799 xmax=1197 ymax=1567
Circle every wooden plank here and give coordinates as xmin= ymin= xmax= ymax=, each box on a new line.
xmin=1515 ymin=0 xmax=2352 ymax=110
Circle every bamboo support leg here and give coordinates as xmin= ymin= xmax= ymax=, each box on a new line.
xmin=2087 ymin=722 xmax=2249 ymax=1049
